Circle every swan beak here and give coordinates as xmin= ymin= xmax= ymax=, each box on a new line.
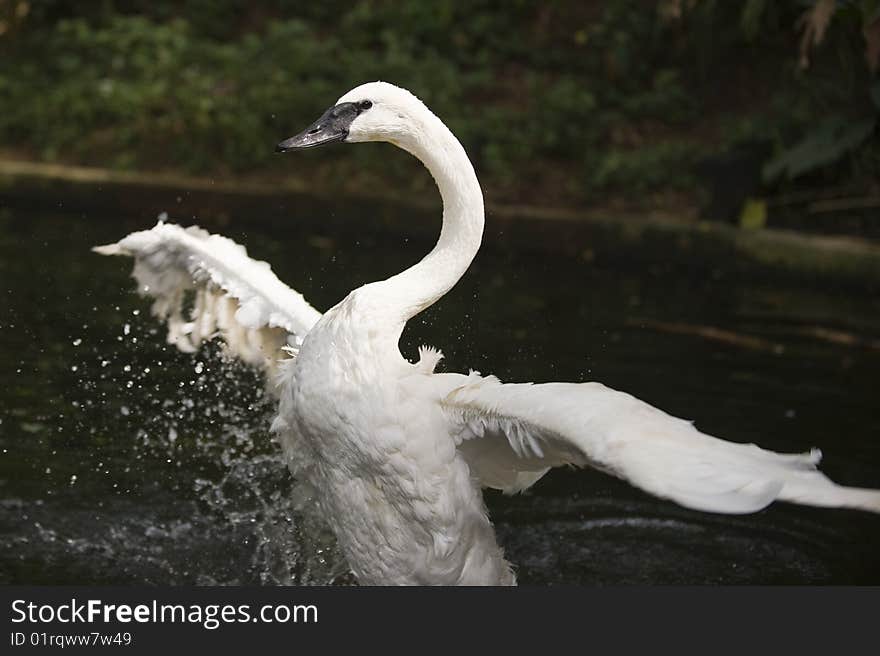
xmin=276 ymin=102 xmax=359 ymax=151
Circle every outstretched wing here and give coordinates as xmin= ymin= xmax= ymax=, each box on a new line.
xmin=95 ymin=220 xmax=322 ymax=377
xmin=439 ymin=373 xmax=880 ymax=514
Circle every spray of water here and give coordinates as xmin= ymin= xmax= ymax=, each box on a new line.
xmin=23 ymin=304 xmax=353 ymax=584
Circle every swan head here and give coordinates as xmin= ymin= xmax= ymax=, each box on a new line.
xmin=276 ymin=81 xmax=430 ymax=152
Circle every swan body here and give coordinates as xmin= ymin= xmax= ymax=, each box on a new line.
xmin=96 ymin=82 xmax=880 ymax=585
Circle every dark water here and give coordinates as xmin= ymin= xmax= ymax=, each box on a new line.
xmin=1 ymin=207 xmax=878 ymax=585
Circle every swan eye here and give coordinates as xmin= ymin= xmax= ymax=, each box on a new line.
xmin=358 ymin=100 xmax=373 ymax=111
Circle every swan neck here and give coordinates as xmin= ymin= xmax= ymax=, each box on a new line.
xmin=376 ymin=117 xmax=484 ymax=325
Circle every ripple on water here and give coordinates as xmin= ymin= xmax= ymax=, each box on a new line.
xmin=494 ymin=494 xmax=843 ymax=584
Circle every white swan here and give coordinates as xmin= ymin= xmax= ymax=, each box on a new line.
xmin=95 ymin=82 xmax=880 ymax=585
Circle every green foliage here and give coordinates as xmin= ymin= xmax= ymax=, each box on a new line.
xmin=593 ymin=142 xmax=699 ymax=192
xmin=0 ymin=1 xmax=877 ymax=206
xmin=763 ymin=116 xmax=877 ymax=181
xmin=758 ymin=1 xmax=880 ymax=184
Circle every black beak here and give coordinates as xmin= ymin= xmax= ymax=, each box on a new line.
xmin=276 ymin=102 xmax=360 ymax=152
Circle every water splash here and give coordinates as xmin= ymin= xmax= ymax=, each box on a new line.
xmin=3 ymin=308 xmax=351 ymax=585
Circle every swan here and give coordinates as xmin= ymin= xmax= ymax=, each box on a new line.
xmin=95 ymin=81 xmax=880 ymax=585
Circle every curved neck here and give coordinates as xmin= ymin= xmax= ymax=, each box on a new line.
xmin=368 ymin=115 xmax=484 ymax=328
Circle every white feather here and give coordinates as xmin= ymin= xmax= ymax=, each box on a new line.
xmin=441 ymin=375 xmax=880 ymax=514
xmin=94 ymin=220 xmax=322 ymax=378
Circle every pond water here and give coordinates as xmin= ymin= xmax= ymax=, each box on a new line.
xmin=1 ymin=206 xmax=878 ymax=585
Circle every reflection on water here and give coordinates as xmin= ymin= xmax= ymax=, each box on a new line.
xmin=0 ymin=208 xmax=878 ymax=584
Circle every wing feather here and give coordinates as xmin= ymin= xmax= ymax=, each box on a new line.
xmin=94 ymin=220 xmax=322 ymax=377
xmin=440 ymin=373 xmax=880 ymax=514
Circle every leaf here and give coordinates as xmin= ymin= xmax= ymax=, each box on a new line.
xmin=739 ymin=197 xmax=767 ymax=230
xmin=741 ymin=0 xmax=768 ymax=41
xmin=797 ymin=0 xmax=837 ymax=69
xmin=763 ymin=116 xmax=876 ymax=182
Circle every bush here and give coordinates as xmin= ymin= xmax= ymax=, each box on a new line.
xmin=0 ymin=1 xmax=876 ymax=208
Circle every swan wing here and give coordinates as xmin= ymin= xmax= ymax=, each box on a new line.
xmin=94 ymin=220 xmax=322 ymax=376
xmin=439 ymin=373 xmax=880 ymax=514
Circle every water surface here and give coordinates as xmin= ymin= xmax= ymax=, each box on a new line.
xmin=1 ymin=207 xmax=878 ymax=584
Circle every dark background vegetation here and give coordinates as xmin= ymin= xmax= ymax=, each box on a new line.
xmin=1 ymin=0 xmax=878 ymax=228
